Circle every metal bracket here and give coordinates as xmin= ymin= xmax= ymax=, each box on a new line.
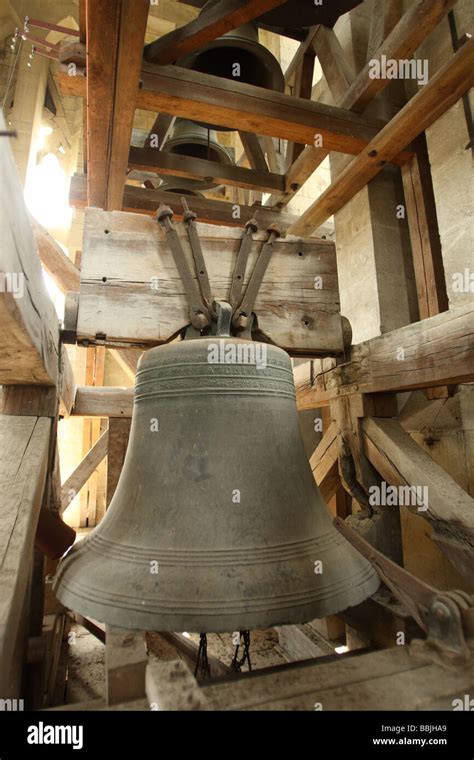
xmin=157 ymin=204 xmax=211 ymax=331
xmin=334 ymin=516 xmax=474 ymax=668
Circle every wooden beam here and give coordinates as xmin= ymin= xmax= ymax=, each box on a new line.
xmin=70 ymin=174 xmax=308 ymax=230
xmin=145 ymin=659 xmax=209 ymax=711
xmin=238 ymin=132 xmax=269 ymax=173
xmin=72 ymin=387 xmax=134 ymax=418
xmin=143 ymin=0 xmax=287 ymax=65
xmin=106 ymin=627 xmax=147 ymax=706
xmin=73 ymin=208 xmax=343 ymax=353
xmin=109 ymin=348 xmax=142 ymax=382
xmin=366 ymin=0 xmax=402 ymax=61
xmin=106 ymin=0 xmax=149 ymax=210
xmin=0 ymin=113 xmax=59 ymax=386
xmin=295 ymin=304 xmax=474 ymax=409
xmin=128 ymin=146 xmax=283 ymax=194
xmin=286 ymin=50 xmax=316 ymax=167
xmin=201 ymin=645 xmax=474 ymax=710
xmin=134 ymin=63 xmax=410 ymax=160
xmin=401 ymin=134 xmax=449 ymax=320
xmin=288 ymin=37 xmax=474 ymax=236
xmin=85 ymin=0 xmax=121 ymax=207
xmin=284 ymin=26 xmax=319 ymax=85
xmin=30 ymin=216 xmax=80 ymax=293
xmin=0 ymin=416 xmax=51 ymax=695
xmin=282 ymin=0 xmax=461 ymax=208
xmin=309 ymin=422 xmax=340 ymax=504
xmin=362 ymin=416 xmax=474 ymax=553
xmin=60 ymin=428 xmax=109 ymax=513
xmin=313 ymin=25 xmax=355 ymax=103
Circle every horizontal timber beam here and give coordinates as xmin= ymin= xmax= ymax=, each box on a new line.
xmin=288 ymin=37 xmax=474 ymax=236
xmin=59 ymin=62 xmax=412 ymax=162
xmin=295 ymin=305 xmax=474 ymax=409
xmin=73 ymin=208 xmax=343 ymax=353
xmin=143 ymin=0 xmax=287 ymax=65
xmin=72 ymin=387 xmax=134 ymax=418
xmin=70 ymin=174 xmax=302 ymax=229
xmin=128 ymin=146 xmax=284 ymax=194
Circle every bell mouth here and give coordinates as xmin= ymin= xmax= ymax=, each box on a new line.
xmin=161 ymin=135 xmax=233 ymax=190
xmin=158 ymin=182 xmax=205 ymax=198
xmin=177 ymin=37 xmax=284 ymax=131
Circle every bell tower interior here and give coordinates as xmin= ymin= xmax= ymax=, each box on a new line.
xmin=0 ymin=0 xmax=473 ymax=737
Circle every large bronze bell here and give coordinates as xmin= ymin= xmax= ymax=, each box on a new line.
xmin=54 ymin=337 xmax=379 ymax=632
xmin=160 ymin=119 xmax=233 ymax=190
xmin=177 ymin=2 xmax=284 ymax=131
xmin=255 ymin=0 xmax=364 ymax=35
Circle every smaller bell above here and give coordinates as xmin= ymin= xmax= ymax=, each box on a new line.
xmin=158 ymin=179 xmax=205 ymax=198
xmin=177 ymin=4 xmax=284 ymax=131
xmin=161 ymin=119 xmax=233 ymax=190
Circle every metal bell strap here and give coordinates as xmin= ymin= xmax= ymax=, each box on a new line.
xmin=157 ymin=203 xmax=212 ymax=331
xmin=231 ymin=223 xmax=282 ymax=336
xmin=181 ymin=196 xmax=214 ymax=315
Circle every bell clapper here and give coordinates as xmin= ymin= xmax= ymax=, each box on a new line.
xmin=230 ymin=630 xmax=252 ymax=673
xmin=194 ymin=633 xmax=212 ymax=680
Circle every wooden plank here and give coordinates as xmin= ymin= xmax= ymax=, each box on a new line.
xmin=0 ymin=113 xmax=59 ymax=386
xmin=309 ymin=422 xmax=340 ymax=504
xmin=106 ymin=0 xmax=149 ymax=211
xmin=72 ymin=387 xmax=134 ymax=418
xmin=288 ymin=38 xmax=474 ymax=236
xmin=144 ymin=0 xmax=287 ymax=65
xmin=201 ymin=645 xmax=474 ymax=710
xmin=363 ymin=417 xmax=474 ymax=542
xmin=70 ymin=174 xmax=303 ymax=230
xmin=60 ymin=428 xmax=109 ymax=512
xmin=0 ymin=416 xmax=51 ymax=695
xmin=128 ymin=146 xmax=284 ymax=194
xmin=74 ymin=208 xmax=343 ymax=354
xmin=30 ymin=216 xmax=80 ymax=293
xmin=106 ymin=418 xmax=131 ymax=507
xmin=401 ymin=134 xmax=449 ymax=320
xmin=295 ymin=304 xmax=474 ymax=408
xmin=0 ymin=387 xmax=57 ymax=417
xmin=282 ymin=0 xmax=461 ymax=208
xmin=106 ymin=627 xmax=147 ymax=706
xmin=85 ymin=0 xmax=121 ymax=207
